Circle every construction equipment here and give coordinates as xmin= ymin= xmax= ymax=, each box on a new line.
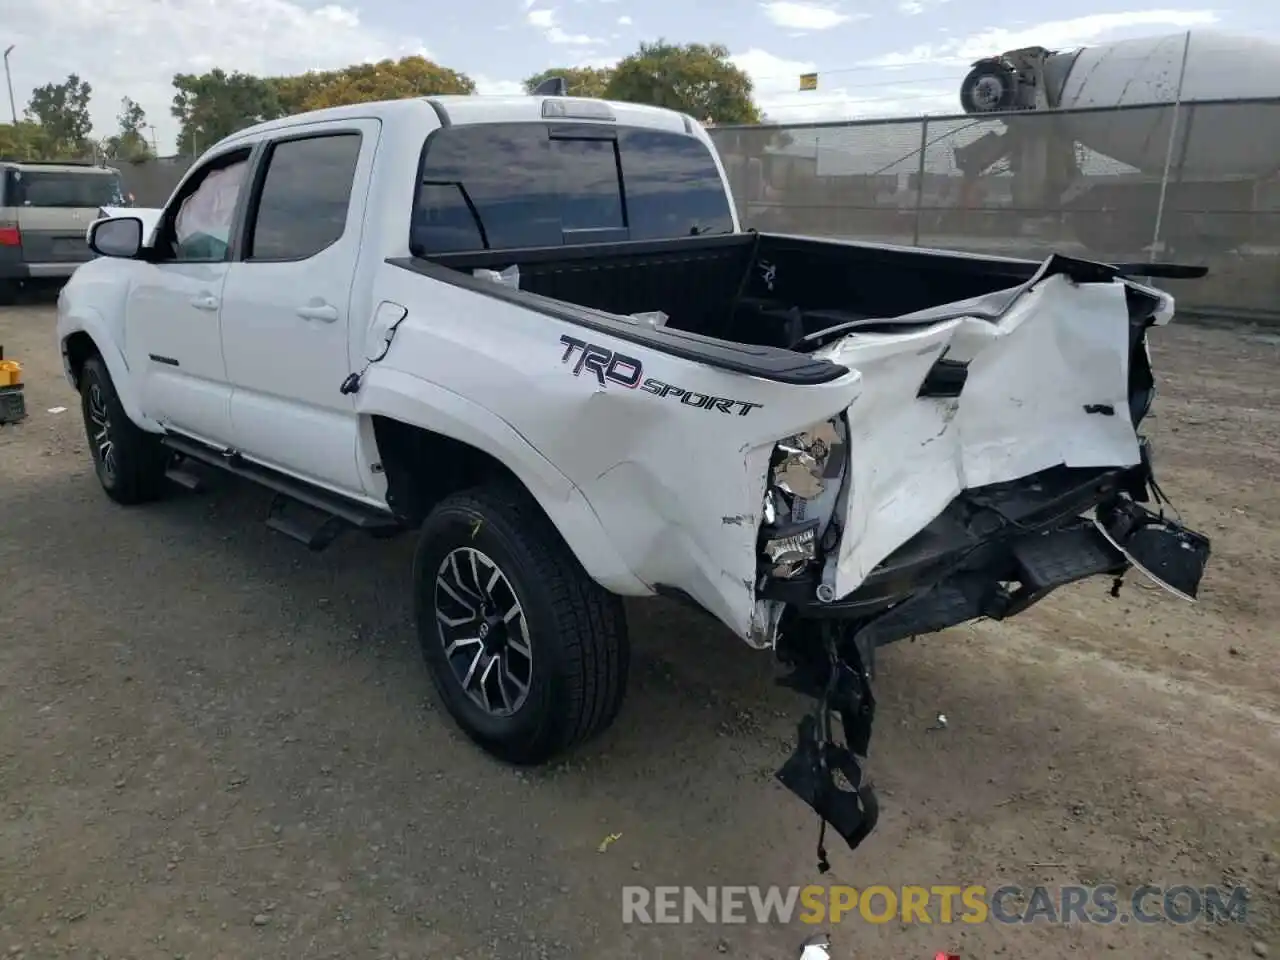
xmin=954 ymin=30 xmax=1280 ymax=253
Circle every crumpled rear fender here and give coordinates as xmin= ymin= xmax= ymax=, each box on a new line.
xmin=354 ymin=365 xmax=649 ymax=597
xmin=480 ymin=337 xmax=863 ymax=642
xmin=364 ymin=297 xmax=862 ymax=642
xmin=817 ymin=270 xmax=1148 ymax=598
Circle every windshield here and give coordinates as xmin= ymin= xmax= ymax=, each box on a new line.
xmin=7 ymin=170 xmax=127 ymax=208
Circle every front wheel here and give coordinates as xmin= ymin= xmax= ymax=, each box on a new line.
xmin=78 ymin=355 xmax=170 ymax=504
xmin=412 ymin=484 xmax=630 ymax=765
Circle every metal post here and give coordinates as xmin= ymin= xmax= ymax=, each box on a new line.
xmin=912 ymin=118 xmax=928 ymax=247
xmin=3 ymin=45 xmax=17 ymax=125
xmin=1150 ymin=29 xmax=1192 ymax=261
xmin=813 ymin=134 xmax=820 ymax=236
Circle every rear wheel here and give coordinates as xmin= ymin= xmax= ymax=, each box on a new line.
xmin=412 ymin=484 xmax=629 ymax=765
xmin=78 ymin=355 xmax=169 ymax=504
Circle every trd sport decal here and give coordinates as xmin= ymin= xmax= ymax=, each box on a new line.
xmin=558 ymin=335 xmax=763 ymax=417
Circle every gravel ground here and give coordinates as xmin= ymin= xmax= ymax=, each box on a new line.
xmin=1 ymin=300 xmax=1278 ymax=960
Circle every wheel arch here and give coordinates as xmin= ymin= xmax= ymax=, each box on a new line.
xmin=58 ymin=319 xmax=159 ymax=432
xmin=358 ymin=368 xmax=648 ymax=598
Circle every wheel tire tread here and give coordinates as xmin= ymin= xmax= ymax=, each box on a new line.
xmin=420 ymin=483 xmax=628 ymax=762
xmin=81 ymin=355 xmax=169 ymax=505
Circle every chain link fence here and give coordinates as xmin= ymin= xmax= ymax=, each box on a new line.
xmin=710 ymin=98 xmax=1280 ymax=320
xmin=114 ymin=98 xmax=1280 ymax=319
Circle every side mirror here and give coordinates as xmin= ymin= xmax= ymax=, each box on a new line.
xmin=87 ymin=216 xmax=143 ymax=259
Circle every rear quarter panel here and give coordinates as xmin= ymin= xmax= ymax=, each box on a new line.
xmin=359 ymin=265 xmax=863 ymax=639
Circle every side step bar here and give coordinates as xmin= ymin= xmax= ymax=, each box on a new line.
xmin=161 ymin=434 xmax=402 ymax=550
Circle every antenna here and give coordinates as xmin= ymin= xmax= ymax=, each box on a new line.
xmin=532 ymin=76 xmax=568 ymax=97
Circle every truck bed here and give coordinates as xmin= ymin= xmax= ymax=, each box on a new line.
xmin=416 ymin=232 xmax=1071 ymax=354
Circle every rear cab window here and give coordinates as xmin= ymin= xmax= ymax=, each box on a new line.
xmin=4 ymin=169 xmax=126 ymax=208
xmin=410 ymin=122 xmax=733 ymax=256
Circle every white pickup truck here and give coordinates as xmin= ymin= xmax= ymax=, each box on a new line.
xmin=56 ymin=92 xmax=1211 ymax=862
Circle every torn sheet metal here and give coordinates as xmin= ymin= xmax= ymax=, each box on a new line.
xmin=772 ymin=420 xmax=843 ymax=499
xmin=816 ymin=271 xmax=1143 ymax=599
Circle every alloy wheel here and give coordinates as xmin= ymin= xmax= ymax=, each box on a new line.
xmin=434 ymin=546 xmax=533 ymax=717
xmin=87 ymin=382 xmax=116 ymax=482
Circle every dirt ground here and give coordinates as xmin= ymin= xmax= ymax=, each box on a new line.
xmin=1 ymin=300 xmax=1277 ymax=960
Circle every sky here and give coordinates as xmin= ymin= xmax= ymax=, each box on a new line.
xmin=3 ymin=0 xmax=1277 ymax=154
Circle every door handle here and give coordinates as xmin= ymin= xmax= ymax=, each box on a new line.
xmin=190 ymin=294 xmax=219 ymax=311
xmin=296 ymin=303 xmax=339 ymax=323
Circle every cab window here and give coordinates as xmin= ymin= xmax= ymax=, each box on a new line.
xmin=243 ymin=132 xmax=362 ymax=261
xmin=156 ymin=148 xmax=252 ymax=262
xmin=173 ymin=159 xmax=250 ymax=261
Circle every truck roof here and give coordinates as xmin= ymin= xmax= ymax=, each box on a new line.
xmin=218 ymin=94 xmax=697 ymax=149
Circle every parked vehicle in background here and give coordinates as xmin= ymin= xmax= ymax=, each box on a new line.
xmin=54 ymin=93 xmax=1212 ymax=865
xmin=0 ymin=160 xmax=127 ymax=302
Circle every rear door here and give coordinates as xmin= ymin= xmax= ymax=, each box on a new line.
xmin=8 ymin=168 xmax=124 ymax=267
xmin=218 ymin=121 xmax=377 ymax=496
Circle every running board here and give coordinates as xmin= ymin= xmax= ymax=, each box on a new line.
xmin=160 ymin=434 xmax=401 ymax=550
xmin=165 ymin=459 xmax=206 ymax=492
xmin=266 ymin=495 xmax=349 ymax=551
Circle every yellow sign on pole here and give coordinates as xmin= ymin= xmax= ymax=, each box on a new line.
xmin=799 ymin=73 xmax=818 ymax=91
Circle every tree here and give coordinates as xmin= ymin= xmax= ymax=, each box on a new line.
xmin=522 ymin=66 xmax=613 ymax=98
xmin=604 ymin=41 xmax=761 ymax=124
xmin=275 ymin=56 xmax=476 ymax=113
xmin=0 ymin=122 xmax=53 ymax=160
xmin=171 ymin=69 xmax=285 ymax=156
xmin=25 ymin=73 xmax=93 ymax=156
xmin=102 ymin=96 xmax=152 ymax=162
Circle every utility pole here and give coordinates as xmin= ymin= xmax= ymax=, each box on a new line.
xmin=3 ymin=45 xmax=16 ymax=125
xmin=148 ymin=124 xmax=158 ymax=155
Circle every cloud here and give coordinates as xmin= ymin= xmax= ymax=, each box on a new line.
xmin=759 ymin=1 xmax=862 ymax=30
xmin=526 ymin=5 xmax=601 ymax=45
xmin=729 ymin=47 xmax=970 ymax=123
xmin=898 ymin=0 xmax=951 ymax=15
xmin=473 ymin=76 xmax=527 ymax=96
xmin=570 ymin=55 xmax=626 ymax=70
xmin=5 ymin=0 xmax=435 ymax=152
xmin=864 ymin=10 xmax=1220 ymax=67
xmin=618 ymin=15 xmax=633 ymax=25
xmin=547 ymin=27 xmax=600 ymax=44
xmin=731 ymin=48 xmax=816 ymax=97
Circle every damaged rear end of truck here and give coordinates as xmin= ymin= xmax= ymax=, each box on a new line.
xmin=745 ymin=251 xmax=1211 ymax=866
xmin=396 ymin=236 xmax=1213 ymax=865
xmin=384 ymin=100 xmax=1212 ymax=861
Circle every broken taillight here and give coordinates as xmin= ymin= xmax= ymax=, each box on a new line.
xmin=0 ymin=225 xmax=21 ymax=246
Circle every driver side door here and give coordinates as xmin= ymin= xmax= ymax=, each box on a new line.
xmin=123 ymin=144 xmax=256 ymax=447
